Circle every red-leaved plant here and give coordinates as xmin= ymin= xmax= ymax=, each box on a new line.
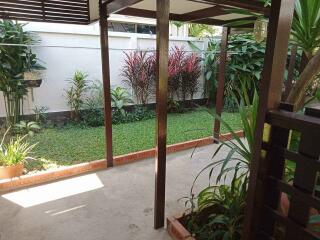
xmin=121 ymin=51 xmax=155 ymax=105
xmin=182 ymin=53 xmax=202 ymax=100
xmin=168 ymin=46 xmax=186 ymax=99
xmin=121 ymin=47 xmax=201 ymax=105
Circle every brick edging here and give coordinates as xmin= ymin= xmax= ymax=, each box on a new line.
xmin=167 ymin=215 xmax=196 ymax=240
xmin=0 ymin=131 xmax=243 ymax=192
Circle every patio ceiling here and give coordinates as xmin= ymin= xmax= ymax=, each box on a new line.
xmin=111 ymin=0 xmax=269 ymax=26
xmin=0 ymin=0 xmax=269 ymax=26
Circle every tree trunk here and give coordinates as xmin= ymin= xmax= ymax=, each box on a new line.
xmin=287 ymin=49 xmax=320 ymax=109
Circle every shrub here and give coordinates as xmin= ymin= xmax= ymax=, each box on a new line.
xmin=81 ymin=107 xmax=104 ymax=128
xmin=81 ymin=82 xmax=152 ymax=126
xmin=168 ymin=46 xmax=186 ymax=99
xmin=112 ymin=106 xmax=155 ymax=125
xmin=14 ymin=121 xmax=41 ymax=137
xmin=122 ymin=47 xmax=202 ymax=105
xmin=167 ymin=47 xmax=202 ymax=102
xmin=121 ymin=51 xmax=155 ymax=105
xmin=65 ymin=71 xmax=88 ymax=121
xmin=33 ymin=106 xmax=49 ymax=124
xmin=182 ymin=53 xmax=202 ymax=100
xmin=111 ymin=86 xmax=133 ymax=116
xmin=81 ymin=80 xmax=104 ymax=127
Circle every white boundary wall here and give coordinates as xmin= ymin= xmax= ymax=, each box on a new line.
xmin=0 ymin=22 xmax=206 ymax=117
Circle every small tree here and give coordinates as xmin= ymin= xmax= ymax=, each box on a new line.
xmin=0 ymin=20 xmax=42 ymax=126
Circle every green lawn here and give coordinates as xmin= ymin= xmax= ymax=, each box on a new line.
xmin=27 ymin=108 xmax=242 ymax=172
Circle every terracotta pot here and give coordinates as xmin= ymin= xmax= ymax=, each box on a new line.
xmin=0 ymin=163 xmax=24 ymax=179
xmin=24 ymin=79 xmax=42 ymax=88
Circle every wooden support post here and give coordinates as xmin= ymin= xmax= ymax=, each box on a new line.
xmin=213 ymin=27 xmax=229 ymax=141
xmin=154 ymin=0 xmax=169 ymax=230
xmin=243 ymin=0 xmax=295 ymax=239
xmin=300 ymin=52 xmax=309 ymax=73
xmin=283 ymin=45 xmax=297 ymax=100
xmin=99 ymin=1 xmax=113 ymax=167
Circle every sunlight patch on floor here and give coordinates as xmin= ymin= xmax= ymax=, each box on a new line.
xmin=1 ymin=173 xmax=104 ymax=208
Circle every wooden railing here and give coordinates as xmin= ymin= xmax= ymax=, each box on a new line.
xmin=255 ymin=103 xmax=320 ymax=239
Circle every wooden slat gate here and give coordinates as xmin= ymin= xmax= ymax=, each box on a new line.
xmin=255 ymin=103 xmax=320 ymax=239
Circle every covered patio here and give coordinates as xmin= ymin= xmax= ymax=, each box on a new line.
xmin=1 ymin=0 xmax=320 ymax=240
xmin=0 ymin=145 xmax=224 ymax=240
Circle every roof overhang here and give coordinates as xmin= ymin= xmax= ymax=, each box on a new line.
xmin=0 ymin=0 xmax=269 ymax=26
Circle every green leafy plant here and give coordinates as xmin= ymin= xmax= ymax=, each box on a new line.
xmin=167 ymin=98 xmax=183 ymax=113
xmin=227 ymin=0 xmax=320 ymax=109
xmin=184 ymin=169 xmax=247 ymax=240
xmin=287 ymin=0 xmax=320 ymax=108
xmin=210 ymin=87 xmax=258 ymax=182
xmin=190 ymin=34 xmax=265 ymax=112
xmin=81 ymin=80 xmax=104 ymax=127
xmin=0 ymin=129 xmax=36 ymax=167
xmin=14 ymin=121 xmax=41 ymax=137
xmin=181 ymin=83 xmax=258 ymax=239
xmin=33 ymin=106 xmax=49 ymax=124
xmin=112 ymin=106 xmax=155 ymax=125
xmin=65 ymin=71 xmax=88 ymax=121
xmin=0 ymin=20 xmax=43 ymax=127
xmin=188 ymin=23 xmax=216 ymax=38
xmin=111 ymin=87 xmax=133 ymax=116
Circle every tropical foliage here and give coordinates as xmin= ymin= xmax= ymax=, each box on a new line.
xmin=188 ymin=23 xmax=216 ymax=38
xmin=167 ymin=47 xmax=202 ymax=102
xmin=65 ymin=71 xmax=88 ymax=121
xmin=111 ymin=86 xmax=134 ymax=116
xmin=168 ymin=46 xmax=186 ymax=99
xmin=184 ymin=170 xmax=247 ymax=240
xmin=121 ymin=51 xmax=155 ymax=105
xmin=14 ymin=121 xmax=41 ymax=137
xmin=183 ymin=84 xmax=258 ymax=239
xmin=287 ymin=0 xmax=320 ymax=108
xmin=190 ymin=33 xmax=265 ymax=112
xmin=0 ymin=20 xmax=43 ymax=126
xmin=0 ymin=129 xmax=36 ymax=167
xmin=182 ymin=52 xmax=202 ymax=100
xmin=227 ymin=0 xmax=320 ymax=109
xmin=121 ymin=47 xmax=202 ymax=107
xmin=81 ymin=82 xmax=154 ymax=126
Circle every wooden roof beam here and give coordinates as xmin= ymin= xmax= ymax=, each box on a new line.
xmin=106 ymin=0 xmax=143 ymax=14
xmin=178 ymin=5 xmax=227 ymax=22
xmin=201 ymin=0 xmax=269 ymax=15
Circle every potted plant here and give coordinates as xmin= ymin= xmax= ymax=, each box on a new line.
xmin=24 ymin=70 xmax=43 ymax=88
xmin=168 ymin=83 xmax=257 ymax=240
xmin=0 ymin=129 xmax=36 ymax=179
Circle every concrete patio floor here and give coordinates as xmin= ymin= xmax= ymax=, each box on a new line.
xmin=0 ymin=144 xmax=230 ymax=240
